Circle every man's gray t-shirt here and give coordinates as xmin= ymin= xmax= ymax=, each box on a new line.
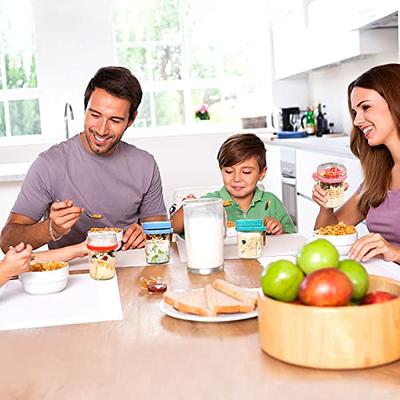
xmin=12 ymin=134 xmax=167 ymax=249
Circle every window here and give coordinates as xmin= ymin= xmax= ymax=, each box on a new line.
xmin=112 ymin=0 xmax=269 ymax=132
xmin=0 ymin=0 xmax=41 ymax=139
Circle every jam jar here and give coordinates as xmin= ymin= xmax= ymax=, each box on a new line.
xmin=313 ymin=162 xmax=347 ymax=208
xmin=235 ymin=219 xmax=266 ymax=259
xmin=142 ymin=221 xmax=173 ymax=264
xmin=87 ymin=232 xmax=118 ymax=280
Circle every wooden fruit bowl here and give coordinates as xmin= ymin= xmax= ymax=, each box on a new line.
xmin=258 ymin=275 xmax=400 ymax=369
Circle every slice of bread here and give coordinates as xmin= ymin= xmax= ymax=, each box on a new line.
xmin=212 ymin=279 xmax=258 ymax=307
xmin=205 ymin=284 xmax=255 ymax=315
xmin=163 ymin=289 xmax=211 ymax=316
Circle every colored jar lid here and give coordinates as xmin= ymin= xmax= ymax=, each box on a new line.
xmin=235 ymin=219 xmax=266 ymax=232
xmin=313 ymin=162 xmax=347 ymax=184
xmin=143 ymin=220 xmax=173 ymax=235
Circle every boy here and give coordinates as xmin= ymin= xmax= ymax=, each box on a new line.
xmin=172 ymin=133 xmax=296 ymax=234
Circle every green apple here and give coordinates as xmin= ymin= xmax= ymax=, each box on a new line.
xmin=297 ymin=239 xmax=339 ymax=275
xmin=339 ymin=259 xmax=369 ymax=301
xmin=260 ymin=259 xmax=304 ymax=302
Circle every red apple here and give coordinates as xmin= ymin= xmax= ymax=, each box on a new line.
xmin=360 ymin=291 xmax=398 ymax=305
xmin=299 ymin=268 xmax=353 ymax=307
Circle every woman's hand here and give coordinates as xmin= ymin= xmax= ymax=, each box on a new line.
xmin=264 ymin=217 xmax=283 ymax=235
xmin=348 ymin=233 xmax=400 ymax=263
xmin=312 ymin=183 xmax=328 ymax=208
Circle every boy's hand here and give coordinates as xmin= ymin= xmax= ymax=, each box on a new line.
xmin=264 ymin=217 xmax=283 ymax=235
xmin=2 ymin=242 xmax=32 ymax=278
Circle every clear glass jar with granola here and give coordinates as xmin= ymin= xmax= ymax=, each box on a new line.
xmin=87 ymin=232 xmax=118 ymax=280
xmin=313 ymin=162 xmax=347 ymax=208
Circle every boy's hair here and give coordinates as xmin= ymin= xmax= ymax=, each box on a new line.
xmin=217 ymin=133 xmax=266 ymax=170
xmin=84 ymin=66 xmax=143 ymax=122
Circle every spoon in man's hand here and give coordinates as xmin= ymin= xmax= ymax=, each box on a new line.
xmin=83 ymin=210 xmax=103 ymax=219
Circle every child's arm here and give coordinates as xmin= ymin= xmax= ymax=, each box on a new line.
xmin=0 ymin=242 xmax=32 ymax=286
xmin=171 ymin=193 xmax=196 ymax=234
xmin=34 ymin=241 xmax=88 ymax=262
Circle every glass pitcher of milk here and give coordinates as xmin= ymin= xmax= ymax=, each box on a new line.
xmin=183 ymin=198 xmax=225 ymax=275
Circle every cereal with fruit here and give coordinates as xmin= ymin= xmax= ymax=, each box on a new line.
xmin=313 ymin=162 xmax=347 ymax=208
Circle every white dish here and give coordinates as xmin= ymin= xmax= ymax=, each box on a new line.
xmin=313 ymin=230 xmax=358 ymax=247
xmin=19 ymin=264 xmax=69 ymax=295
xmin=160 ymin=288 xmax=258 ymax=323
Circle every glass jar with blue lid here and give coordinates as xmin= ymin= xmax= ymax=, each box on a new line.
xmin=142 ymin=221 xmax=173 ymax=264
xmin=235 ymin=219 xmax=266 ymax=259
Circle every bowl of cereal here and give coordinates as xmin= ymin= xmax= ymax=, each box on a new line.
xmin=19 ymin=260 xmax=69 ymax=295
xmin=313 ymin=222 xmax=358 ymax=255
xmin=88 ymin=227 xmax=123 ymax=250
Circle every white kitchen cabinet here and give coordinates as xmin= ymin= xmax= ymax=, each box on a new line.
xmin=296 ymin=193 xmax=319 ymax=237
xmin=272 ymin=9 xmax=308 ymax=79
xmin=263 ymin=144 xmax=282 ymax=199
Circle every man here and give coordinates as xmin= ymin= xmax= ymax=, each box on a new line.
xmin=0 ymin=66 xmax=167 ymax=251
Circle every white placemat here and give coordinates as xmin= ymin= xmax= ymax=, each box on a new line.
xmin=68 ymin=248 xmax=147 ymax=270
xmin=176 ymin=234 xmax=307 ymax=263
xmin=0 ymin=273 xmax=123 ymax=331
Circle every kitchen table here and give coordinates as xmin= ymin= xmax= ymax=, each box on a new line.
xmin=0 ymin=246 xmax=399 ymax=400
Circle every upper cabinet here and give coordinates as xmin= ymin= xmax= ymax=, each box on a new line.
xmin=272 ymin=0 xmax=399 ymax=79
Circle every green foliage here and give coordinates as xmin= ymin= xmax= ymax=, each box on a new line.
xmin=9 ymin=99 xmax=41 ymax=136
xmin=0 ymin=102 xmax=5 ymax=137
xmin=5 ymin=52 xmax=37 ymax=89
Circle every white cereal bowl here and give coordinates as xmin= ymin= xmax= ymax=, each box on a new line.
xmin=313 ymin=231 xmax=358 ymax=255
xmin=19 ymin=264 xmax=69 ymax=295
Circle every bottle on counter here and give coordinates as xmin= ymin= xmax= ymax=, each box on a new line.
xmin=235 ymin=219 xmax=266 ymax=259
xmin=302 ymin=108 xmax=316 ymax=135
xmin=143 ymin=221 xmax=173 ymax=264
xmin=316 ymin=103 xmax=324 ymax=137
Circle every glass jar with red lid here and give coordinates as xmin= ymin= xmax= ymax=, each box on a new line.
xmin=312 ymin=162 xmax=347 ymax=208
xmin=87 ymin=232 xmax=118 ymax=280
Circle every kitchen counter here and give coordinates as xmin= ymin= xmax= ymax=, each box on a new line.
xmin=261 ymin=134 xmax=354 ymax=158
xmin=0 ymin=162 xmax=31 ymax=182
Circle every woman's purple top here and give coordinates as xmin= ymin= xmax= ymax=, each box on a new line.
xmin=365 ymin=189 xmax=400 ymax=247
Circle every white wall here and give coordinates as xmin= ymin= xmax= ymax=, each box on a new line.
xmin=32 ymin=0 xmax=115 ymax=140
xmin=307 ymin=51 xmax=399 ymax=134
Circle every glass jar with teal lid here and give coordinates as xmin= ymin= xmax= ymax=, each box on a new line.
xmin=142 ymin=221 xmax=173 ymax=264
xmin=235 ymin=219 xmax=266 ymax=259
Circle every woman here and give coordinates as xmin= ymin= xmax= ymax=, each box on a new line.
xmin=313 ymin=63 xmax=400 ymax=263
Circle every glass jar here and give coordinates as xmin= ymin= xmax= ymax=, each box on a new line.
xmin=235 ymin=219 xmax=266 ymax=259
xmin=143 ymin=221 xmax=173 ymax=264
xmin=313 ymin=162 xmax=347 ymax=208
xmin=87 ymin=232 xmax=118 ymax=280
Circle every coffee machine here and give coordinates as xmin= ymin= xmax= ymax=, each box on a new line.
xmin=270 ymin=107 xmax=301 ymax=132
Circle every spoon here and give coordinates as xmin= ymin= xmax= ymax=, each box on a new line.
xmin=84 ymin=210 xmax=103 ymax=219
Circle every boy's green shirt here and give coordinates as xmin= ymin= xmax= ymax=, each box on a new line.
xmin=202 ymin=186 xmax=296 ymax=234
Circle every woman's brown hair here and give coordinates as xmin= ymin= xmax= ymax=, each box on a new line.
xmin=217 ymin=133 xmax=266 ymax=171
xmin=347 ymin=63 xmax=400 ymax=215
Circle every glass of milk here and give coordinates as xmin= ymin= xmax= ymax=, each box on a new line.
xmin=183 ymin=198 xmax=224 ymax=275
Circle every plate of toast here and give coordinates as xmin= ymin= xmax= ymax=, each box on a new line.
xmin=160 ymin=279 xmax=258 ymax=322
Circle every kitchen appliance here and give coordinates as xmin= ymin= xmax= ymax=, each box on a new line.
xmin=269 ymin=107 xmax=301 ymax=132
xmin=280 ymin=147 xmax=297 ymax=227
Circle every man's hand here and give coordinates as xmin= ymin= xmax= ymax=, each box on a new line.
xmin=49 ymin=200 xmax=83 ymax=237
xmin=264 ymin=217 xmax=283 ymax=235
xmin=121 ymin=223 xmax=145 ymax=250
xmin=348 ymin=233 xmax=400 ymax=263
